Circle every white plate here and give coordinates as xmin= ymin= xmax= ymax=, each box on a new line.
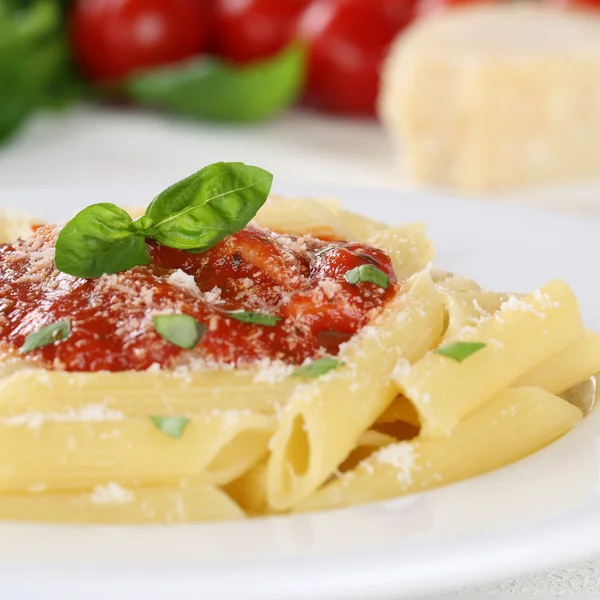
xmin=1 ymin=183 xmax=600 ymax=600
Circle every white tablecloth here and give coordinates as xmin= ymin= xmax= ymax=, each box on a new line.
xmin=2 ymin=105 xmax=600 ymax=598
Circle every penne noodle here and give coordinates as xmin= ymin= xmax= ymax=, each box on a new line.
xmin=515 ymin=330 xmax=600 ymax=395
xmin=0 ymin=481 xmax=245 ymax=524
xmin=0 ymin=369 xmax=296 ymax=417
xmin=375 ymin=396 xmax=421 ymax=428
xmin=395 ymin=279 xmax=584 ymax=437
xmin=297 ymin=387 xmax=583 ymax=512
xmin=368 ymin=223 xmax=434 ymax=281
xmin=267 ymin=272 xmax=445 ymax=510
xmin=255 ymin=196 xmax=351 ymax=240
xmin=0 ymin=411 xmax=274 ymax=492
xmin=336 ymin=209 xmax=389 ymax=242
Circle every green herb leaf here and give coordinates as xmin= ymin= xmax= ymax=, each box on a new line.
xmin=153 ymin=314 xmax=206 ymax=349
xmin=434 ymin=342 xmax=486 ymax=363
xmin=345 ymin=265 xmax=390 ymax=289
xmin=227 ymin=311 xmax=281 ymax=327
xmin=20 ymin=319 xmax=71 ymax=354
xmin=293 ymin=357 xmax=344 ymax=379
xmin=145 ymin=162 xmax=273 ymax=251
xmin=129 ymin=215 xmax=157 ymax=237
xmin=150 ymin=416 xmax=191 ymax=440
xmin=123 ymin=43 xmax=306 ymax=123
xmin=55 ymin=203 xmax=150 ymax=278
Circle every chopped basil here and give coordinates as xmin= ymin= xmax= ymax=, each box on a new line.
xmin=433 ymin=342 xmax=486 ymax=363
xmin=345 ymin=264 xmax=390 ymax=290
xmin=20 ymin=320 xmax=71 ymax=354
xmin=227 ymin=311 xmax=281 ymax=327
xmin=150 ymin=416 xmax=191 ymax=439
xmin=153 ymin=314 xmax=206 ymax=349
xmin=293 ymin=357 xmax=344 ymax=379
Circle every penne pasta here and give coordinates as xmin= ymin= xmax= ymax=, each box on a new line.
xmin=0 ymin=480 xmax=245 ymax=524
xmin=516 ymin=330 xmax=600 ymax=395
xmin=375 ymin=396 xmax=421 ymax=428
xmin=297 ymin=387 xmax=583 ymax=512
xmin=0 ymin=183 xmax=593 ymax=524
xmin=0 ymin=369 xmax=296 ymax=417
xmin=395 ymin=279 xmax=584 ymax=437
xmin=0 ymin=206 xmax=41 ymax=242
xmin=336 ymin=209 xmax=389 ymax=242
xmin=367 ymin=223 xmax=434 ymax=281
xmin=267 ymin=272 xmax=445 ymax=510
xmin=0 ymin=411 xmax=273 ymax=492
xmin=254 ymin=196 xmax=351 ymax=240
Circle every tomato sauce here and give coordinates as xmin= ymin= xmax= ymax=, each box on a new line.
xmin=0 ymin=225 xmax=399 ymax=372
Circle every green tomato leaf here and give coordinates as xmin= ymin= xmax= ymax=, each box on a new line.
xmin=293 ymin=358 xmax=344 ymax=379
xmin=55 ymin=203 xmax=150 ymax=278
xmin=20 ymin=319 xmax=71 ymax=354
xmin=150 ymin=416 xmax=191 ymax=440
xmin=226 ymin=311 xmax=281 ymax=327
xmin=145 ymin=162 xmax=273 ymax=251
xmin=153 ymin=314 xmax=206 ymax=349
xmin=345 ymin=265 xmax=390 ymax=290
xmin=122 ymin=43 xmax=306 ymax=123
xmin=433 ymin=342 xmax=486 ymax=363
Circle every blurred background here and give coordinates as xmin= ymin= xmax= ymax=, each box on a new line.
xmin=2 ymin=0 xmax=600 ymax=215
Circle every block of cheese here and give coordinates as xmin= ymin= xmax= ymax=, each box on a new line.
xmin=379 ymin=4 xmax=600 ymax=193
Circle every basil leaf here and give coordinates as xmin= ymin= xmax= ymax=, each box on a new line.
xmin=20 ymin=319 xmax=71 ymax=354
xmin=227 ymin=311 xmax=281 ymax=327
xmin=293 ymin=358 xmax=344 ymax=379
xmin=55 ymin=203 xmax=150 ymax=278
xmin=150 ymin=416 xmax=190 ymax=440
xmin=129 ymin=215 xmax=158 ymax=237
xmin=123 ymin=43 xmax=306 ymax=123
xmin=153 ymin=314 xmax=206 ymax=349
xmin=345 ymin=265 xmax=390 ymax=290
xmin=145 ymin=162 xmax=273 ymax=251
xmin=434 ymin=342 xmax=486 ymax=363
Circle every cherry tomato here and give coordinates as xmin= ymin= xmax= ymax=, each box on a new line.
xmin=297 ymin=0 xmax=416 ymax=115
xmin=214 ymin=0 xmax=311 ymax=64
xmin=70 ymin=0 xmax=209 ymax=83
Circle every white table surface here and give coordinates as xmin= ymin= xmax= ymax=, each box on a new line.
xmin=2 ymin=105 xmax=600 ymax=599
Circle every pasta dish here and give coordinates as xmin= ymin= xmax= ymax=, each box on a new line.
xmin=0 ymin=161 xmax=597 ymax=524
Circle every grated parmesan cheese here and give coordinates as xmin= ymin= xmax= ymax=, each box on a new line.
xmin=0 ymin=403 xmax=125 ymax=429
xmin=375 ymin=443 xmax=418 ymax=488
xmin=252 ymin=358 xmax=295 ymax=384
xmin=89 ymin=482 xmax=135 ymax=505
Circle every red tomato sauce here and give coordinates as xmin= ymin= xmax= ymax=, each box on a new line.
xmin=0 ymin=225 xmax=399 ymax=372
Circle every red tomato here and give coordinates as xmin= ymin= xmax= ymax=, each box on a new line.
xmin=297 ymin=0 xmax=416 ymax=115
xmin=70 ymin=0 xmax=209 ymax=83
xmin=214 ymin=0 xmax=311 ymax=64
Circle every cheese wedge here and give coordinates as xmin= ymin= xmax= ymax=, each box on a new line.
xmin=379 ymin=4 xmax=600 ymax=193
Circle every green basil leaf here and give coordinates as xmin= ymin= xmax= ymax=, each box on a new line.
xmin=150 ymin=416 xmax=190 ymax=440
xmin=20 ymin=319 xmax=70 ymax=354
xmin=123 ymin=43 xmax=306 ymax=123
xmin=433 ymin=342 xmax=486 ymax=363
xmin=129 ymin=214 xmax=157 ymax=237
xmin=345 ymin=265 xmax=390 ymax=290
xmin=153 ymin=314 xmax=206 ymax=349
xmin=227 ymin=311 xmax=281 ymax=327
xmin=293 ymin=358 xmax=344 ymax=379
xmin=145 ymin=162 xmax=273 ymax=251
xmin=55 ymin=203 xmax=150 ymax=278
